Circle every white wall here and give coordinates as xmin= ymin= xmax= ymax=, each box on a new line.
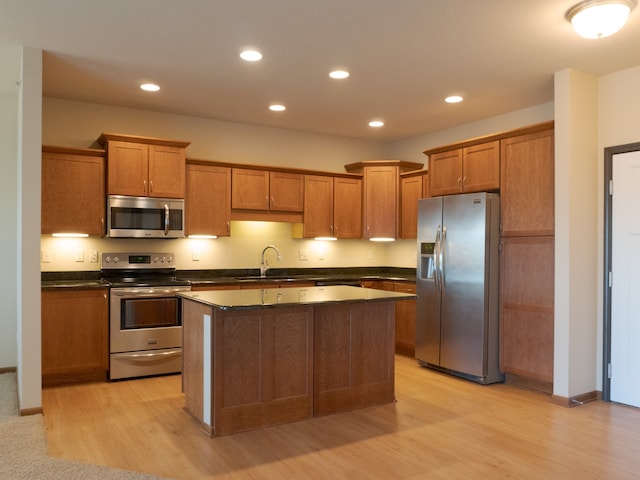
xmin=17 ymin=47 xmax=42 ymax=411
xmin=596 ymin=65 xmax=640 ymax=391
xmin=385 ymin=103 xmax=554 ymax=164
xmin=0 ymin=87 xmax=19 ymax=368
xmin=42 ymin=98 xmax=387 ymax=174
xmin=554 ymin=69 xmax=599 ymax=399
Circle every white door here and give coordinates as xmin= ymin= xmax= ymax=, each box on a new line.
xmin=611 ymin=150 xmax=640 ymax=407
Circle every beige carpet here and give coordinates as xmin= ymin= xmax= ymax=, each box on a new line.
xmin=0 ymin=372 xmax=170 ymax=479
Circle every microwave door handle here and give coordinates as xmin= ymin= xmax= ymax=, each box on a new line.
xmin=164 ymin=203 xmax=170 ymax=236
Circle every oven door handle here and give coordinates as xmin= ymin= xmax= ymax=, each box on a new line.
xmin=112 ymin=349 xmax=182 ymax=362
xmin=164 ymin=203 xmax=170 ymax=236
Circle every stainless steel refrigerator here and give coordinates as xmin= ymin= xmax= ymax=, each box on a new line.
xmin=416 ymin=192 xmax=503 ymax=384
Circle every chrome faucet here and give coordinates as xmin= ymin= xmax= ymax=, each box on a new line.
xmin=260 ymin=245 xmax=283 ymax=277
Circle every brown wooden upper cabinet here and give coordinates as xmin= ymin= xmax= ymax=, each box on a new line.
xmin=42 ymin=146 xmax=105 ymax=236
xmin=232 ymin=168 xmax=304 ymax=212
xmin=98 ymin=133 xmax=190 ymax=199
xmin=500 ymin=129 xmax=555 ymax=237
xmin=345 ymin=161 xmax=423 ymax=240
xmin=185 ymin=162 xmax=231 ymax=237
xmin=303 ymin=175 xmax=362 ymax=239
xmin=400 ymin=170 xmax=429 ymax=239
xmin=427 ymin=140 xmax=500 ymax=197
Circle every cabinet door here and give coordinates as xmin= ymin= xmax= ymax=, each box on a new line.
xmin=363 ymin=166 xmax=398 ymax=239
xmin=213 ymin=306 xmax=313 ymax=435
xmin=186 ymin=164 xmax=231 ymax=237
xmin=41 ymin=289 xmax=109 ymax=386
xmin=106 ymin=141 xmax=149 ymax=196
xmin=422 ymin=173 xmax=430 ymax=199
xmin=333 ymin=177 xmax=362 ymax=239
xmin=42 ymin=151 xmax=105 ymax=235
xmin=462 ymin=140 xmax=500 ymax=192
xmin=500 ymin=129 xmax=554 ymax=236
xmin=500 ymin=236 xmax=554 ymax=389
xmin=269 ymin=172 xmax=304 ymax=212
xmin=400 ymin=175 xmax=423 ymax=239
xmin=148 ymin=144 xmax=186 ymax=198
xmin=303 ymin=175 xmax=333 ymax=238
xmin=314 ymin=301 xmax=395 ymax=416
xmin=393 ymin=282 xmax=416 ymax=356
xmin=231 ymin=168 xmax=269 ymax=210
xmin=429 ymin=149 xmax=463 ymax=196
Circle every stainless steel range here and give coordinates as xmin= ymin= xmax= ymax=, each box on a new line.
xmin=101 ymin=252 xmax=190 ymax=380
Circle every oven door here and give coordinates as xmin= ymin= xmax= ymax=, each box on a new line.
xmin=110 ymin=286 xmax=189 ymax=354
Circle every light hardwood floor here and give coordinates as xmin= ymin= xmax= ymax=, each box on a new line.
xmin=42 ymin=355 xmax=640 ymax=480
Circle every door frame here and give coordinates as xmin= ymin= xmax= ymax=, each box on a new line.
xmin=602 ymin=141 xmax=640 ymax=401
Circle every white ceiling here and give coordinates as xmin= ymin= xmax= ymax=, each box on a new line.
xmin=1 ymin=0 xmax=640 ymax=141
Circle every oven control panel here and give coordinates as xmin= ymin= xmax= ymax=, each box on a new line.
xmin=101 ymin=252 xmax=176 ymax=269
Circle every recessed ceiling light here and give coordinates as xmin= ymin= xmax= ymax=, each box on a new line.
xmin=445 ymin=95 xmax=463 ymax=103
xmin=140 ymin=83 xmax=160 ymax=92
xmin=329 ymin=70 xmax=350 ymax=79
xmin=240 ymin=50 xmax=263 ymax=62
xmin=369 ymin=120 xmax=384 ymax=128
xmin=269 ymin=104 xmax=286 ymax=112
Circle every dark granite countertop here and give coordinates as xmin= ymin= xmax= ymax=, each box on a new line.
xmin=41 ymin=267 xmax=416 ymax=289
xmin=177 ymin=267 xmax=416 ymax=285
xmin=41 ymin=271 xmax=109 ymax=290
xmin=179 ymin=285 xmax=416 ymax=310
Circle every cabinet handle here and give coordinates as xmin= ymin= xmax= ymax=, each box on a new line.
xmin=226 ymin=221 xmax=230 ymax=233
xmin=143 ymin=179 xmax=147 ymax=194
xmin=457 ymin=177 xmax=462 ymax=185
xmin=266 ymin=196 xmax=269 ymax=207
xmin=462 ymin=176 xmax=467 ymax=187
xmin=150 ymin=180 xmax=154 ymax=192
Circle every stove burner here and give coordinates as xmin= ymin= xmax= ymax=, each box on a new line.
xmin=100 ymin=252 xmax=189 ymax=287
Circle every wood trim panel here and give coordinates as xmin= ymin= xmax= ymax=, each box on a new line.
xmin=98 ymin=132 xmax=190 ymax=148
xmin=423 ymin=121 xmax=554 ymax=156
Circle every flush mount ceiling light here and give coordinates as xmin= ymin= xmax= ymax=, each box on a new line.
xmin=269 ymin=104 xmax=286 ymax=112
xmin=329 ymin=70 xmax=350 ymax=79
xmin=140 ymin=83 xmax=160 ymax=92
xmin=240 ymin=49 xmax=263 ymax=61
xmin=445 ymin=95 xmax=463 ymax=103
xmin=368 ymin=120 xmax=384 ymax=128
xmin=566 ymin=0 xmax=636 ymax=39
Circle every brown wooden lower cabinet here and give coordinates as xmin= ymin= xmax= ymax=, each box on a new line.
xmin=182 ymin=296 xmax=397 ymax=436
xmin=361 ymin=280 xmax=416 ymax=357
xmin=500 ymin=236 xmax=554 ymax=392
xmin=314 ymin=301 xmax=395 ymax=416
xmin=41 ymin=288 xmax=109 ymax=387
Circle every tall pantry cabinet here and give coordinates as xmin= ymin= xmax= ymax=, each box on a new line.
xmin=499 ymin=126 xmax=555 ymax=393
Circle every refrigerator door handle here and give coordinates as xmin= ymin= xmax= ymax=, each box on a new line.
xmin=434 ymin=225 xmax=442 ymax=294
xmin=440 ymin=225 xmax=447 ymax=295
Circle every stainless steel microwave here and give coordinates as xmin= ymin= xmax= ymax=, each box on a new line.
xmin=107 ymin=195 xmax=185 ymax=238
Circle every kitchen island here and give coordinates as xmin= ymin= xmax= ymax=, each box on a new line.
xmin=179 ymin=285 xmax=415 ymax=437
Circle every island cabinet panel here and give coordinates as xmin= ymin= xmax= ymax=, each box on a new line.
xmin=313 ymin=301 xmax=395 ymax=416
xmin=185 ymin=304 xmax=315 ymax=437
xmin=185 ymin=163 xmax=231 ymax=237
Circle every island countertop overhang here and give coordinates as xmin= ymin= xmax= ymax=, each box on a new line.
xmin=178 ymin=285 xmax=416 ymax=310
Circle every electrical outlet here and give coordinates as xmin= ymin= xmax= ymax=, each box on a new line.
xmin=41 ymin=250 xmax=50 ymax=263
xmin=90 ymin=250 xmax=98 ymax=263
xmin=192 ymin=249 xmax=200 ymax=261
xmin=298 ymin=250 xmax=308 ymax=260
xmin=75 ymin=249 xmax=84 ymax=262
